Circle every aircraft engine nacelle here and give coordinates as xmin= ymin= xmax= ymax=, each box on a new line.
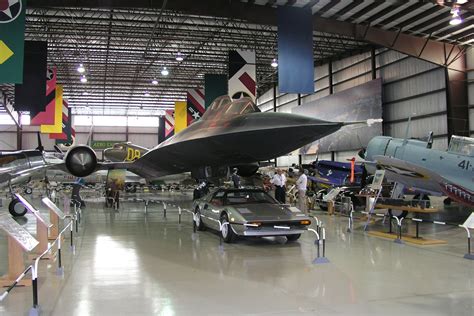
xmin=64 ymin=146 xmax=98 ymax=178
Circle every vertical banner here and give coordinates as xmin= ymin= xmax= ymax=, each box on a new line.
xmin=14 ymin=41 xmax=47 ymax=112
xmin=31 ymin=67 xmax=56 ymax=125
xmin=0 ymin=0 xmax=26 ymax=83
xmin=277 ymin=6 xmax=314 ymax=94
xmin=174 ymin=101 xmax=187 ymax=134
xmin=228 ymin=50 xmax=256 ymax=101
xmin=49 ymin=100 xmax=69 ymax=140
xmin=204 ymin=74 xmax=228 ymax=109
xmin=186 ymin=89 xmax=205 ymax=125
xmin=40 ymin=84 xmax=63 ymax=134
xmin=158 ymin=116 xmax=166 ymax=144
xmin=164 ymin=109 xmax=174 ymax=140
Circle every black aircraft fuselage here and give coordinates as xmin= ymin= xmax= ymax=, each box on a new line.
xmin=129 ymin=97 xmax=343 ymax=179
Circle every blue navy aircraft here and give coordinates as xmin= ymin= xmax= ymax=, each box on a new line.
xmin=365 ymin=134 xmax=474 ymax=206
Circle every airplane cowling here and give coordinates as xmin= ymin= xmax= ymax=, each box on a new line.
xmin=65 ymin=146 xmax=98 ymax=178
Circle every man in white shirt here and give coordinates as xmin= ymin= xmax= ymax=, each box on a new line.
xmin=296 ymin=169 xmax=308 ymax=213
xmin=271 ymin=169 xmax=286 ymax=203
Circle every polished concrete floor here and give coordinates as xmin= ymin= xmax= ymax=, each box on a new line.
xmin=0 ymin=190 xmax=473 ymax=315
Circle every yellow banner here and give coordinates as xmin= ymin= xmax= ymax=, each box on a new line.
xmin=174 ymin=101 xmax=187 ymax=134
xmin=40 ymin=84 xmax=63 ymax=133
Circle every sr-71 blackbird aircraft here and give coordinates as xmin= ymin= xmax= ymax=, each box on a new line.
xmin=364 ymin=133 xmax=474 ymax=206
xmin=2 ymin=96 xmax=377 ymax=216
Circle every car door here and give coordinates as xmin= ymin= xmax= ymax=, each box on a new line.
xmin=202 ymin=190 xmax=225 ymax=230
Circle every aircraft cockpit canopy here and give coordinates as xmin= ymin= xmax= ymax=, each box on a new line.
xmin=448 ymin=136 xmax=474 ymax=156
xmin=202 ymin=95 xmax=260 ymax=120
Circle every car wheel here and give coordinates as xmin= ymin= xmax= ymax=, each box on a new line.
xmin=9 ymin=199 xmax=27 ymax=217
xmin=194 ymin=207 xmax=206 ymax=231
xmin=220 ymin=213 xmax=236 ymax=243
xmin=286 ymin=234 xmax=301 ymax=242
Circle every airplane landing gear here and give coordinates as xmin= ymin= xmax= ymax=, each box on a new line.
xmin=9 ymin=198 xmax=27 ymax=217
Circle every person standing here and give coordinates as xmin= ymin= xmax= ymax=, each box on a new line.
xmin=231 ymin=168 xmax=241 ymax=188
xmin=296 ymin=169 xmax=308 ymax=213
xmin=271 ymin=169 xmax=285 ymax=203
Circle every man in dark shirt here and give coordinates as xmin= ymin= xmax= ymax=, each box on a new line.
xmin=231 ymin=168 xmax=241 ymax=188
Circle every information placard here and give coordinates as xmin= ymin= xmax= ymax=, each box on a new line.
xmin=370 ymin=170 xmax=385 ymax=190
xmin=42 ymin=197 xmax=66 ymax=219
xmin=462 ymin=212 xmax=474 ymax=229
xmin=0 ymin=213 xmax=39 ymax=252
xmin=14 ymin=193 xmax=52 ymax=228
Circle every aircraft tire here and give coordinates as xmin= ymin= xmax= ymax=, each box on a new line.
xmin=9 ymin=199 xmax=27 ymax=217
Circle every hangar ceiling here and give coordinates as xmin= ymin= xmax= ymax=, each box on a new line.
xmin=1 ymin=0 xmax=473 ymax=117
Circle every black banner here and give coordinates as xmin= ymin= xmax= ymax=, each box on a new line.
xmin=14 ymin=41 xmax=47 ymax=114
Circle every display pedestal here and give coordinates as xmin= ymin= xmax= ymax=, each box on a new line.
xmin=0 ymin=237 xmax=32 ymax=287
xmin=48 ymin=210 xmax=59 ymax=240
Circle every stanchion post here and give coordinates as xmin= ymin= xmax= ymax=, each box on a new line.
xmin=75 ymin=214 xmax=78 ymax=233
xmin=392 ymin=216 xmax=403 ymax=244
xmin=178 ymin=206 xmax=182 ymax=224
xmin=70 ymin=217 xmax=74 ymax=249
xmin=461 ymin=226 xmax=474 ymax=260
xmin=145 ymin=200 xmax=148 ymax=214
xmin=193 ymin=214 xmax=197 ymax=233
xmin=322 ymin=228 xmax=326 ymax=258
xmin=31 ymin=267 xmax=38 ymax=310
xmin=163 ymin=202 xmax=167 ymax=218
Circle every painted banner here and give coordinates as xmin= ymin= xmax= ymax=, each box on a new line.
xmin=40 ymin=84 xmax=63 ymax=134
xmin=292 ymin=79 xmax=383 ymax=154
xmin=277 ymin=6 xmax=314 ymax=94
xmin=0 ymin=0 xmax=26 ymax=83
xmin=31 ymin=67 xmax=56 ymax=125
xmin=174 ymin=101 xmax=187 ymax=134
xmin=228 ymin=50 xmax=256 ymax=101
xmin=158 ymin=116 xmax=165 ymax=144
xmin=186 ymin=89 xmax=205 ymax=125
xmin=49 ymin=100 xmax=70 ymax=140
xmin=164 ymin=109 xmax=174 ymax=140
xmin=204 ymin=74 xmax=227 ymax=109
xmin=14 ymin=41 xmax=47 ymax=113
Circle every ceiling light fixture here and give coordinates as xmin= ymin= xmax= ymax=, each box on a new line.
xmin=176 ymin=52 xmax=184 ymax=61
xmin=80 ymin=75 xmax=87 ymax=83
xmin=152 ymin=78 xmax=158 ymax=85
xmin=77 ymin=63 xmax=85 ymax=73
xmin=271 ymin=58 xmax=278 ymax=68
xmin=450 ymin=8 xmax=462 ymax=25
xmin=161 ymin=67 xmax=169 ymax=76
xmin=144 ymin=91 xmax=150 ymax=97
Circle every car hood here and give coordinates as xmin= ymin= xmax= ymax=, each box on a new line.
xmin=231 ymin=203 xmax=301 ymax=221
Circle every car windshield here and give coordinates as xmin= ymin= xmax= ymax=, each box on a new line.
xmin=224 ymin=190 xmax=276 ymax=205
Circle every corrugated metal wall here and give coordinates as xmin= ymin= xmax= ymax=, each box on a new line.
xmin=257 ymin=47 xmax=450 ymax=166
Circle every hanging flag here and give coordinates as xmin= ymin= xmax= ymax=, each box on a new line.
xmin=49 ymin=99 xmax=69 ymax=140
xmin=164 ymin=109 xmax=174 ymax=140
xmin=228 ymin=50 xmax=256 ymax=101
xmin=158 ymin=116 xmax=166 ymax=144
xmin=186 ymin=89 xmax=205 ymax=125
xmin=0 ymin=0 xmax=26 ymax=83
xmin=31 ymin=67 xmax=56 ymax=125
xmin=14 ymin=41 xmax=47 ymax=112
xmin=204 ymin=74 xmax=227 ymax=109
xmin=174 ymin=101 xmax=187 ymax=134
xmin=277 ymin=6 xmax=314 ymax=94
xmin=40 ymin=84 xmax=63 ymax=134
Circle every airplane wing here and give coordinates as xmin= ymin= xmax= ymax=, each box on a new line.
xmin=374 ymin=155 xmax=474 ymax=205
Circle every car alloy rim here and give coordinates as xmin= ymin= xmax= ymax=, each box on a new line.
xmin=222 ymin=220 xmax=228 ymax=237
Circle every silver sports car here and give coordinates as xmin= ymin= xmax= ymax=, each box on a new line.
xmin=193 ymin=188 xmax=312 ymax=243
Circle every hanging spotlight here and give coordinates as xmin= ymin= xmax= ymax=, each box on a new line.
xmin=80 ymin=75 xmax=87 ymax=83
xmin=82 ymin=91 xmax=89 ymax=96
xmin=152 ymin=78 xmax=158 ymax=85
xmin=176 ymin=52 xmax=184 ymax=61
xmin=450 ymin=8 xmax=462 ymax=25
xmin=161 ymin=67 xmax=169 ymax=76
xmin=271 ymin=58 xmax=278 ymax=68
xmin=144 ymin=91 xmax=150 ymax=97
xmin=77 ymin=63 xmax=85 ymax=73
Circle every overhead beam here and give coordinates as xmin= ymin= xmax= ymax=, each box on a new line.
xmin=28 ymin=0 xmax=467 ymax=73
